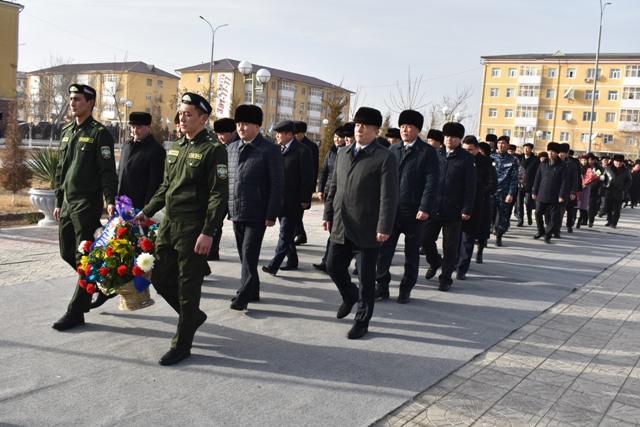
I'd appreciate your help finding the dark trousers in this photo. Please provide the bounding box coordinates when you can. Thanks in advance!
[320,238,331,266]
[517,190,533,225]
[208,226,223,258]
[588,191,601,225]
[552,201,568,234]
[565,199,577,229]
[295,213,307,240]
[59,196,103,314]
[327,238,379,326]
[423,218,462,283]
[605,196,623,226]
[456,229,476,275]
[376,219,425,293]
[535,201,561,236]
[267,209,302,270]
[152,219,207,351]
[233,221,267,298]
[491,193,512,235]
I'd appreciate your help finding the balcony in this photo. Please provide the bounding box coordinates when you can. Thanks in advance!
[514,117,538,127]
[620,99,640,109]
[308,125,320,134]
[516,96,539,106]
[518,75,542,85]
[618,121,640,132]
[307,110,321,119]
[308,95,322,104]
[277,106,293,115]
[513,136,535,146]
[278,89,296,98]
[623,77,640,86]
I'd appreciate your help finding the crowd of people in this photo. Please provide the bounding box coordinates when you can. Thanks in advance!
[49,82,640,365]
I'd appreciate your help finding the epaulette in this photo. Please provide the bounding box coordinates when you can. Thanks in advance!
[61,121,74,131]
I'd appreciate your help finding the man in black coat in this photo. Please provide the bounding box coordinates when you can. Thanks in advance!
[323,107,399,339]
[422,122,476,291]
[557,143,580,235]
[603,154,632,228]
[456,136,497,279]
[516,142,539,227]
[532,142,568,243]
[263,120,314,274]
[117,112,166,210]
[375,110,439,303]
[227,105,284,310]
[293,121,319,246]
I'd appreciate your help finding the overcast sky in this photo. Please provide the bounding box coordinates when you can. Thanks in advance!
[17,0,640,132]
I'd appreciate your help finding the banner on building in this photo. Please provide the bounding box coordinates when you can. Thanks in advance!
[215,72,233,118]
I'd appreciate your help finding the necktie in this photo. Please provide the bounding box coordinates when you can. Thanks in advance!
[353,147,359,158]
[281,145,286,154]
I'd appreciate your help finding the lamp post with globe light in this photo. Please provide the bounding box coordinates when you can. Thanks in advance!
[119,97,133,146]
[238,61,271,106]
[199,16,228,104]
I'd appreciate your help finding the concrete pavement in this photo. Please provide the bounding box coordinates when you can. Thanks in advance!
[1,204,639,426]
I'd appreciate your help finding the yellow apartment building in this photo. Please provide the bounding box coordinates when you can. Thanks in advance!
[26,61,179,131]
[176,58,351,141]
[479,52,640,157]
[0,0,23,135]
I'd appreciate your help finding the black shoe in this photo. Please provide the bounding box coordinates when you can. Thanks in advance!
[425,261,442,280]
[294,235,307,246]
[528,218,533,226]
[612,224,617,229]
[544,236,552,244]
[495,234,503,247]
[588,222,593,228]
[207,252,220,261]
[604,222,611,227]
[279,264,298,271]
[230,294,260,303]
[90,291,116,309]
[336,301,356,319]
[352,267,359,276]
[533,232,543,239]
[52,311,85,331]
[567,227,573,233]
[204,264,212,276]
[517,222,523,227]
[397,292,411,304]
[262,265,277,276]
[375,286,390,300]
[575,222,581,229]
[230,293,250,311]
[456,272,466,280]
[419,247,426,255]
[159,348,191,366]
[475,247,483,264]
[312,263,327,273]
[347,324,368,339]
[553,232,561,239]
[438,281,452,292]
[196,311,207,330]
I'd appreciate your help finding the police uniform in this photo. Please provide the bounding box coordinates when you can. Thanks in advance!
[142,100,229,354]
[55,85,118,317]
[490,148,519,241]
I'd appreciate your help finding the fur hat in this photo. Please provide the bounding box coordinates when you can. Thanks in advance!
[353,107,383,127]
[398,110,424,130]
[613,154,625,162]
[485,134,498,143]
[129,112,152,126]
[558,143,570,153]
[546,142,560,153]
[234,104,263,126]
[442,122,465,139]
[294,121,307,133]
[213,118,236,133]
[426,129,444,143]
[343,122,355,137]
[385,127,401,139]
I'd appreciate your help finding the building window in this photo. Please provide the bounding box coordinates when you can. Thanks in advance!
[299,102,305,111]
[620,109,640,122]
[545,89,556,99]
[541,131,551,140]
[146,93,152,101]
[504,109,514,118]
[608,91,618,101]
[502,129,511,137]
[146,78,152,86]
[544,110,553,120]
[270,98,276,106]
[584,90,600,101]
[605,112,616,122]
[582,111,597,122]
[103,104,115,113]
[197,75,203,83]
[547,68,558,78]
[625,65,640,77]
[519,65,540,76]
[623,87,640,100]
[566,68,576,78]
[562,111,572,121]
[486,128,496,135]
[488,108,497,118]
[145,108,151,113]
[271,82,276,90]
[489,88,499,97]
[310,87,324,98]
[518,85,539,97]
[586,68,602,79]
[625,136,638,146]
[157,80,163,88]
[508,68,517,78]
[492,68,501,77]
[580,133,590,143]
[610,68,621,79]
[308,102,323,112]
[281,81,297,93]
[301,88,306,95]
[505,88,514,98]
[559,132,570,142]
[327,92,333,100]
[516,106,537,118]
[602,134,614,144]
[277,98,294,108]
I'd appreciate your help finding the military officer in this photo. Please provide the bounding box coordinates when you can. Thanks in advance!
[51,84,119,332]
[134,93,229,366]
[489,135,519,246]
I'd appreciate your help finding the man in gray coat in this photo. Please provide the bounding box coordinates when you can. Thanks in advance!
[322,107,399,339]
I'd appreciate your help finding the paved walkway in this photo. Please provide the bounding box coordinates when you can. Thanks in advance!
[1,205,639,426]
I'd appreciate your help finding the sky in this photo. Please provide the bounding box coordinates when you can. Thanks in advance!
[15,0,640,133]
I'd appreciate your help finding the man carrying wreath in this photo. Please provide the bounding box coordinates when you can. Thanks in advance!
[134,93,229,366]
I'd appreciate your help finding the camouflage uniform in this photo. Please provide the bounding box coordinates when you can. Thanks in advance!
[490,151,519,235]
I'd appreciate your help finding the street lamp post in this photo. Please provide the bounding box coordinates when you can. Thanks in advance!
[119,97,133,146]
[199,16,228,105]
[238,61,271,106]
[587,0,611,153]
[535,130,544,150]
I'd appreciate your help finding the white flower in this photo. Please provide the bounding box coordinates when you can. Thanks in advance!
[136,253,155,273]
[78,240,89,254]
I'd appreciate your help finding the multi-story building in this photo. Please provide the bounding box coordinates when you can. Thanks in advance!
[479,52,640,157]
[0,0,23,135]
[176,58,351,141]
[26,61,179,134]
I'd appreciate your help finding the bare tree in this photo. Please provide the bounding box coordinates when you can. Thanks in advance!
[385,67,430,114]
[348,85,365,120]
[319,94,349,168]
[0,102,32,204]
[380,112,391,138]
[29,54,76,128]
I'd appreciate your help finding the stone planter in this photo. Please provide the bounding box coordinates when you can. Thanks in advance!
[29,188,57,226]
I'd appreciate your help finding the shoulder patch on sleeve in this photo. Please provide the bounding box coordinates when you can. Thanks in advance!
[216,164,228,179]
[101,146,112,159]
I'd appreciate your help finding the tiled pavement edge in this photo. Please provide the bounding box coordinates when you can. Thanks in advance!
[374,234,640,426]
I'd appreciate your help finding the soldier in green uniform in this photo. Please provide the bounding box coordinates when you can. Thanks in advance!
[134,93,229,366]
[51,84,119,331]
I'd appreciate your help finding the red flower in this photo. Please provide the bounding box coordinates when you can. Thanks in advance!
[78,279,87,289]
[105,247,113,257]
[117,265,128,276]
[99,267,110,277]
[132,265,144,276]
[140,238,154,252]
[84,264,92,276]
[145,220,155,228]
[86,283,96,294]
[83,240,93,253]
[77,265,83,275]
[116,227,128,238]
